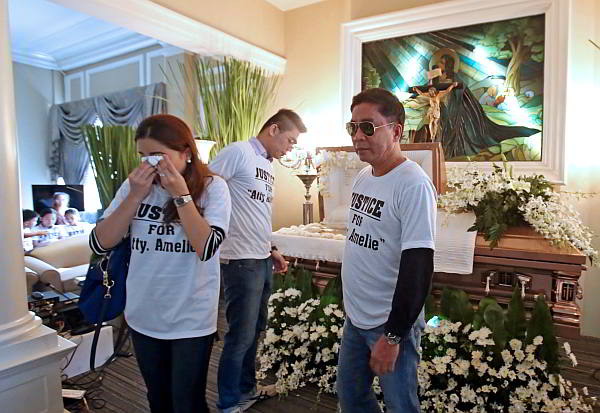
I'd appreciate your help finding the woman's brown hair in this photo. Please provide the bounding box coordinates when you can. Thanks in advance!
[135,114,214,223]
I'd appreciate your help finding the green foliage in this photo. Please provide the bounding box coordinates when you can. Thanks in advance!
[449,139,541,162]
[83,125,139,209]
[424,294,437,322]
[527,295,560,373]
[434,287,559,369]
[482,301,508,352]
[480,15,545,61]
[164,56,280,155]
[466,164,553,247]
[505,287,527,341]
[472,296,496,330]
[363,62,381,89]
[295,267,317,303]
[274,266,342,306]
[320,273,343,308]
[440,288,474,325]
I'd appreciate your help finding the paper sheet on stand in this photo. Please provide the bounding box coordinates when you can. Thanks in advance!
[434,211,477,274]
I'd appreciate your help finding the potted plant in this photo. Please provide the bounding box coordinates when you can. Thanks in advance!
[82,124,139,210]
[165,56,280,158]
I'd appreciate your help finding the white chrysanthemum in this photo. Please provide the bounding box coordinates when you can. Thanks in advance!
[509,339,523,351]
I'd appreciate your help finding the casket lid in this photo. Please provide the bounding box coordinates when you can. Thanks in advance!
[475,226,587,267]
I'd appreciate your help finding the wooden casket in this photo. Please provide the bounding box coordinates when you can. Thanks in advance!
[435,227,586,339]
[273,144,586,338]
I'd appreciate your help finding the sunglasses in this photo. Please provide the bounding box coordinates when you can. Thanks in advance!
[346,121,395,137]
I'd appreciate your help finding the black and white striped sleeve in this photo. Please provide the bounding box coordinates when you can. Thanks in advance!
[89,227,111,256]
[200,226,226,261]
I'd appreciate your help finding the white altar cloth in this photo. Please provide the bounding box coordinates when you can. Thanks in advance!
[272,211,477,274]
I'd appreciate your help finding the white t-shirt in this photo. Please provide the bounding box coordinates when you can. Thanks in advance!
[209,141,273,259]
[102,176,231,339]
[23,228,34,252]
[64,222,93,237]
[32,224,67,244]
[341,159,437,330]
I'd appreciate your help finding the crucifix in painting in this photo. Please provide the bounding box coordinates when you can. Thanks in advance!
[410,71,460,142]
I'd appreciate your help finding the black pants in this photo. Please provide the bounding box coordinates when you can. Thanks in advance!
[130,329,215,413]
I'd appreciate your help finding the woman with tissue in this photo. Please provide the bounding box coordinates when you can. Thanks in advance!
[91,114,231,413]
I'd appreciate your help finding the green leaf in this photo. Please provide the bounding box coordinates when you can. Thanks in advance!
[505,286,527,341]
[478,296,497,315]
[83,125,138,209]
[321,275,342,305]
[162,56,280,153]
[440,288,474,324]
[483,302,508,352]
[296,267,315,302]
[424,294,437,321]
[526,295,559,373]
[499,139,520,154]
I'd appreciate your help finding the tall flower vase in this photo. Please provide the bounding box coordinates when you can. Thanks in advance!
[195,138,216,163]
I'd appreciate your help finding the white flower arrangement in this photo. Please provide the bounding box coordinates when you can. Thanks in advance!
[257,288,345,396]
[257,287,597,412]
[316,150,365,197]
[438,164,598,265]
[419,319,596,412]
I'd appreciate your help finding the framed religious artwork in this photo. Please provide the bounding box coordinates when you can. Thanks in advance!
[341,0,570,183]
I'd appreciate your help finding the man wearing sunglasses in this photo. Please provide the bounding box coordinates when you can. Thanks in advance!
[337,88,437,413]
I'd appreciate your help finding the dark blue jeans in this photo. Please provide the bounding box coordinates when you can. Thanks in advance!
[130,329,215,413]
[336,313,425,413]
[217,258,273,410]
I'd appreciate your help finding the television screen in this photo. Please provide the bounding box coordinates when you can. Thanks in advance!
[32,184,85,214]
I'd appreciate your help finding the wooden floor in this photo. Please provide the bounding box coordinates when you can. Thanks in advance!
[66,305,600,413]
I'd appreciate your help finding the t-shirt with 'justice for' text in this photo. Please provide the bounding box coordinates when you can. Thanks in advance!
[209,140,274,260]
[341,159,437,330]
[102,176,231,340]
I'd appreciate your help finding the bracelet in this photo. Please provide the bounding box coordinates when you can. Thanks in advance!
[271,245,278,252]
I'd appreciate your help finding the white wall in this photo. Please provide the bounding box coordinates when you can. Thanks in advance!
[565,0,600,338]
[12,62,56,209]
[64,45,165,101]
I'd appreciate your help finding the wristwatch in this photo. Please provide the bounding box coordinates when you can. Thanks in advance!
[384,332,403,345]
[173,194,193,208]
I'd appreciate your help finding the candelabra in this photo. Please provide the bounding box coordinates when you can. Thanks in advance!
[279,148,320,224]
[296,173,317,224]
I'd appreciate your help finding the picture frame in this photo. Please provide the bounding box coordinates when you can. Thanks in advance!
[341,0,570,183]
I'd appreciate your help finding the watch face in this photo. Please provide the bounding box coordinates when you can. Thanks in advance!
[174,195,192,207]
[385,333,402,345]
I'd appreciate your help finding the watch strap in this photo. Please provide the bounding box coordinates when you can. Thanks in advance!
[173,194,193,207]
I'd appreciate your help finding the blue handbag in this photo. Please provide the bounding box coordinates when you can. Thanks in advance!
[78,234,131,372]
[79,235,131,324]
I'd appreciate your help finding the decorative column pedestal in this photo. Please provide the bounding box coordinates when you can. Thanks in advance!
[0,1,76,411]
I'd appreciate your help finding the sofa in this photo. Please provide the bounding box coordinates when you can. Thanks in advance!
[24,234,92,293]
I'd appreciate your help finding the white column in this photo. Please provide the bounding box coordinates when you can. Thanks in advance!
[0,1,75,412]
[0,0,33,334]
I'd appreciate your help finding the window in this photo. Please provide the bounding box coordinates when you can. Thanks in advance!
[84,116,104,212]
